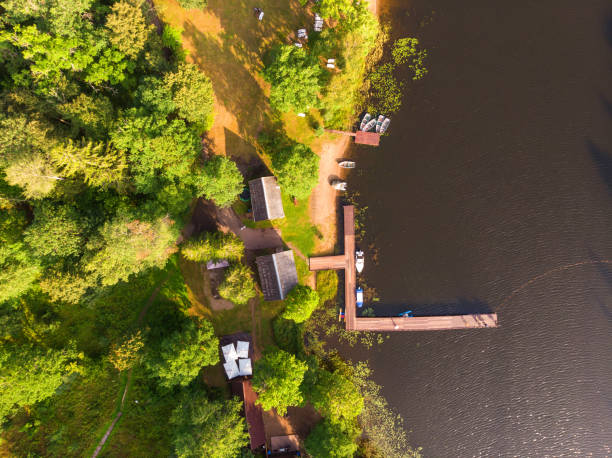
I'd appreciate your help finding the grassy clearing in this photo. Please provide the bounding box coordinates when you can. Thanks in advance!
[273,192,320,257]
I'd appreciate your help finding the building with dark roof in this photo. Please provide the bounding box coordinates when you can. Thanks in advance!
[255,250,298,301]
[248,176,285,221]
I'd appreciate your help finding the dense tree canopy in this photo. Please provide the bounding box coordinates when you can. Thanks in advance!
[271,143,319,199]
[170,388,248,458]
[282,285,319,323]
[218,263,257,305]
[0,343,82,420]
[252,349,308,415]
[165,62,215,128]
[306,369,364,421]
[263,45,323,113]
[145,319,219,388]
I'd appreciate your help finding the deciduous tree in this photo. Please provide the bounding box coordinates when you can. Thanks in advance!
[252,349,308,415]
[164,62,215,127]
[145,319,219,388]
[218,264,256,305]
[263,45,322,113]
[192,156,243,207]
[306,369,363,421]
[304,419,360,458]
[271,143,319,199]
[84,211,177,287]
[282,285,319,323]
[170,389,248,458]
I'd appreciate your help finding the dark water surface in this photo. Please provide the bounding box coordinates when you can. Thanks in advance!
[346,1,612,456]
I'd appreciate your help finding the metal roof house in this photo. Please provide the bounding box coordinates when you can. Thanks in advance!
[248,176,285,221]
[255,250,298,301]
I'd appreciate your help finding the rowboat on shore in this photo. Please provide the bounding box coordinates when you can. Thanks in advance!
[360,113,371,131]
[380,117,391,134]
[363,118,376,132]
[339,160,355,169]
[375,115,384,133]
[331,180,347,191]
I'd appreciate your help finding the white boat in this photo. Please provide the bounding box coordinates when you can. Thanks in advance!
[363,118,376,132]
[355,250,364,273]
[360,113,371,131]
[375,115,384,133]
[356,287,364,308]
[380,117,391,134]
[338,160,355,169]
[331,180,347,191]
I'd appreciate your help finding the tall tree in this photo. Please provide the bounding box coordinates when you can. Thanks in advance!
[252,349,308,415]
[164,62,215,128]
[170,389,248,458]
[49,139,126,187]
[263,45,322,113]
[4,153,63,199]
[281,285,319,323]
[84,210,178,287]
[106,0,152,59]
[145,319,219,388]
[271,143,319,199]
[58,93,114,139]
[192,156,243,207]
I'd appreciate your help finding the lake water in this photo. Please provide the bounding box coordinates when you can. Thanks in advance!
[346,0,612,456]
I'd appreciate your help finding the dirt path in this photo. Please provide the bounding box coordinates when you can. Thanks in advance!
[309,136,350,253]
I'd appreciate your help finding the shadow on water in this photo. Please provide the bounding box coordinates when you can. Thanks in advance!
[587,139,612,196]
[361,298,493,317]
[588,251,612,323]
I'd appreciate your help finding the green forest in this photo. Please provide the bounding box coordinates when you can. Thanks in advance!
[0,0,423,456]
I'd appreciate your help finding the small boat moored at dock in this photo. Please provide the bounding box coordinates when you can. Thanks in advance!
[380,117,391,134]
[339,160,355,169]
[331,180,347,191]
[399,310,414,317]
[356,287,364,308]
[359,113,371,131]
[363,118,376,132]
[375,115,384,133]
[355,250,364,273]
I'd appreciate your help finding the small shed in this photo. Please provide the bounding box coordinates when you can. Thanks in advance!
[256,250,298,301]
[248,177,285,221]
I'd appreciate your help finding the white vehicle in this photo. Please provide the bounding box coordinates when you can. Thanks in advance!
[355,250,364,273]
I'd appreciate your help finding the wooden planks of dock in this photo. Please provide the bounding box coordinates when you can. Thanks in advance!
[308,205,498,332]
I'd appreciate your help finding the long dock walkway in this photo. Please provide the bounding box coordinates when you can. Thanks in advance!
[309,205,498,332]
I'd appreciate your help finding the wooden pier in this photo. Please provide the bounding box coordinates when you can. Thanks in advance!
[309,205,498,332]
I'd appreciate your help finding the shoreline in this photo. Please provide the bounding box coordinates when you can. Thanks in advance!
[308,0,378,254]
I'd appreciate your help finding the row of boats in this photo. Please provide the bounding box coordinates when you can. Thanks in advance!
[360,113,391,134]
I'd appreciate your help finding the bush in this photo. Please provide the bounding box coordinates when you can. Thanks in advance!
[178,0,207,10]
[316,270,338,304]
[305,419,360,458]
[272,317,304,356]
[218,264,257,305]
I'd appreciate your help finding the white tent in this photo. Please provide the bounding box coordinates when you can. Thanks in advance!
[224,360,240,379]
[238,358,252,376]
[222,343,238,362]
[236,340,249,359]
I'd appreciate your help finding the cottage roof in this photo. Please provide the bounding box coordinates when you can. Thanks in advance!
[238,358,252,376]
[222,343,238,362]
[256,250,298,301]
[224,360,240,379]
[236,340,249,359]
[248,177,285,221]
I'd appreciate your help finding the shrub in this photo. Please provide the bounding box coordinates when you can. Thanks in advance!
[181,231,244,263]
[218,264,257,305]
[282,285,320,323]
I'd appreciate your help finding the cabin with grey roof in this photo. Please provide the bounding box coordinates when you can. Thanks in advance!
[248,177,285,221]
[255,250,298,301]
